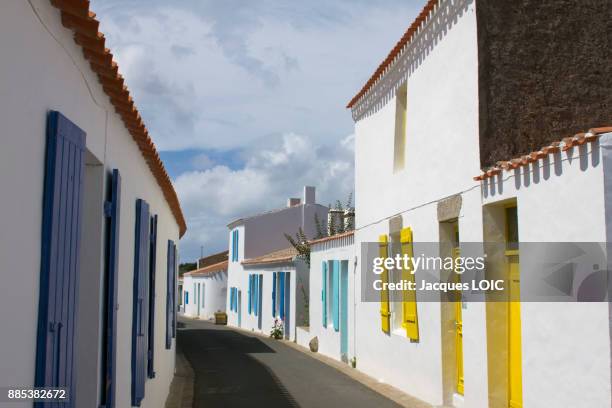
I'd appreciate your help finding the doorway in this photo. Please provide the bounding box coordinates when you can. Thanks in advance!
[340,261,349,362]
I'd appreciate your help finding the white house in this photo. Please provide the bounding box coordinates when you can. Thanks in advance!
[225,186,328,332]
[0,2,185,407]
[346,1,611,407]
[239,248,309,340]
[300,232,356,363]
[182,251,228,320]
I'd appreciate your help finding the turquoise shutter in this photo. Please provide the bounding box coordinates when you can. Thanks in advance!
[322,262,328,327]
[248,276,252,314]
[254,275,259,317]
[332,260,340,332]
[272,272,277,317]
[165,241,176,349]
[236,230,239,260]
[279,272,286,320]
[101,169,121,408]
[132,199,150,406]
[35,111,85,408]
[147,214,157,379]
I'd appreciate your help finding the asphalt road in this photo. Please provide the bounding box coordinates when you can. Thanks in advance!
[177,318,402,408]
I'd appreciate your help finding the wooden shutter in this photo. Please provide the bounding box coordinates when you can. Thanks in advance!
[279,272,286,320]
[171,244,177,339]
[101,169,121,408]
[166,240,176,349]
[132,199,150,406]
[332,260,340,332]
[401,227,419,340]
[322,262,327,327]
[35,111,85,408]
[272,272,277,317]
[248,275,252,314]
[379,234,391,333]
[147,215,158,378]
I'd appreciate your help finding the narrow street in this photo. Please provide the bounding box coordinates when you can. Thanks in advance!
[177,318,402,408]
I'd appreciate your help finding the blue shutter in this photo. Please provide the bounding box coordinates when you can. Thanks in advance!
[171,244,177,339]
[258,274,263,317]
[279,272,286,320]
[254,275,259,317]
[322,262,327,327]
[35,111,85,408]
[132,199,150,406]
[101,169,121,408]
[332,260,340,332]
[248,276,252,314]
[185,291,189,305]
[147,215,157,379]
[166,240,176,349]
[272,272,277,317]
[235,230,239,261]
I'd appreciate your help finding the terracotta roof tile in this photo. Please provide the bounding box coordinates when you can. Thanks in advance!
[308,230,354,246]
[184,260,228,277]
[346,0,439,109]
[49,0,186,236]
[242,247,298,266]
[473,127,611,181]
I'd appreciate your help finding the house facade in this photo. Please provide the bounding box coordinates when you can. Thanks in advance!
[240,248,309,340]
[344,1,611,408]
[182,252,228,320]
[302,232,356,363]
[225,186,328,332]
[0,2,185,407]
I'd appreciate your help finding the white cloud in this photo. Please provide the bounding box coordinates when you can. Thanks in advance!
[175,132,354,259]
[190,153,215,170]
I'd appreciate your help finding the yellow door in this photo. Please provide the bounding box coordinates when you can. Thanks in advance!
[508,254,522,408]
[453,246,464,395]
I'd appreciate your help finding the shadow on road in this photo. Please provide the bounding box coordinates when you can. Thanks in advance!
[178,326,299,408]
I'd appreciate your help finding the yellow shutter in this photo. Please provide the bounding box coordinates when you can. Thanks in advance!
[400,227,419,340]
[378,234,390,333]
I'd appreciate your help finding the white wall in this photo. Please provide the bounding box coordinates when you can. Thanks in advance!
[0,2,180,407]
[309,236,356,362]
[481,138,611,408]
[236,262,307,341]
[353,1,479,405]
[182,271,227,320]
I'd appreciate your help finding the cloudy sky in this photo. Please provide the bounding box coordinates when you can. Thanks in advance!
[90,0,423,261]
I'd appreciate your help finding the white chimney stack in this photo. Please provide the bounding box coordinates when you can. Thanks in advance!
[287,198,301,207]
[304,186,315,205]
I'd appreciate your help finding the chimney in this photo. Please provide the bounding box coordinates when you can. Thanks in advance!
[304,186,315,205]
[287,198,301,207]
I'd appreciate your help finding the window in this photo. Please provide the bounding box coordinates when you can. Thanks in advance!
[132,199,151,406]
[393,83,407,172]
[147,214,158,379]
[272,272,287,319]
[231,229,240,261]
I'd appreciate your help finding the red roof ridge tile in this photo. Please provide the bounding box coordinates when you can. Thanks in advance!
[346,0,439,109]
[473,127,611,181]
[50,0,187,236]
[309,230,355,246]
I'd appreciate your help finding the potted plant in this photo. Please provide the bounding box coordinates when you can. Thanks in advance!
[270,318,284,339]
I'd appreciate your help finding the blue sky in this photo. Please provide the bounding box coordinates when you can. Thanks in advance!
[90,0,423,261]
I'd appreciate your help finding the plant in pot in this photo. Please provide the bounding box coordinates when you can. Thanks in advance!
[270,318,284,339]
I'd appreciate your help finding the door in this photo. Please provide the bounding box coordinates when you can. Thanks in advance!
[506,205,522,408]
[197,283,201,317]
[237,290,242,327]
[102,169,121,408]
[453,246,464,396]
[508,255,522,408]
[284,272,291,339]
[35,111,86,408]
[340,261,349,362]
